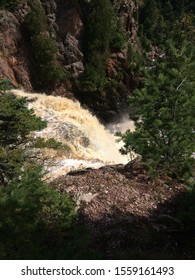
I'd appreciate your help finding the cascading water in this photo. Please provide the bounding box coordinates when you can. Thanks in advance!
[11,90,135,180]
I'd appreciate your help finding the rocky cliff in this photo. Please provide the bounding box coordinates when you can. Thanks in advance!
[0,0,139,121]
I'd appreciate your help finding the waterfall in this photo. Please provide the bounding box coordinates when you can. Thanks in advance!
[11,90,134,180]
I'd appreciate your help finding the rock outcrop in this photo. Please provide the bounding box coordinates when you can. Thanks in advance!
[113,0,139,44]
[0,0,139,121]
[43,0,85,78]
[0,9,32,89]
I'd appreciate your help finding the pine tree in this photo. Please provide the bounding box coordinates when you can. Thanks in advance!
[23,0,65,89]
[0,85,89,259]
[139,0,160,42]
[0,92,47,184]
[119,40,195,179]
[79,0,114,91]
[0,163,79,259]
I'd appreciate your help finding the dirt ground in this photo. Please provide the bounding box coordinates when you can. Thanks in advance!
[50,160,194,259]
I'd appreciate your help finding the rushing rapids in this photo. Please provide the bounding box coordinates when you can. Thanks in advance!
[11,90,135,180]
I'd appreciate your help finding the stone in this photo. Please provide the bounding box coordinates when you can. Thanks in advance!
[0,10,32,89]
[79,192,98,204]
[65,61,84,77]
[0,0,139,108]
[64,33,83,65]
[0,56,18,87]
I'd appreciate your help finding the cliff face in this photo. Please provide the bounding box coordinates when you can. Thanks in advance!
[0,0,139,120]
[41,0,84,78]
[0,0,85,89]
[113,0,138,43]
[0,9,32,89]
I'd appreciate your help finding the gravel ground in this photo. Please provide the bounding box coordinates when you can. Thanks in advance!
[50,160,188,258]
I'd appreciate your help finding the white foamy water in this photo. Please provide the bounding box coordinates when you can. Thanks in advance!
[11,89,134,180]
[46,159,104,180]
[106,113,135,133]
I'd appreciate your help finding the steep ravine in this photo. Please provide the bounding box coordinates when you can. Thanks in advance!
[0,0,139,122]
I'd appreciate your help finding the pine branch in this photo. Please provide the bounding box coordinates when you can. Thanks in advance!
[176,77,186,91]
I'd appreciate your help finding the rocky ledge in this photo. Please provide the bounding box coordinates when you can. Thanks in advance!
[50,160,190,259]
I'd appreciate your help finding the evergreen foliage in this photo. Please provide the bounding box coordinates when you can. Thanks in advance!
[0,92,47,184]
[139,0,160,42]
[79,0,113,91]
[0,165,76,259]
[138,0,195,47]
[127,43,145,76]
[0,83,92,259]
[119,40,195,179]
[0,79,12,92]
[0,0,24,11]
[23,0,65,89]
[110,18,126,52]
[173,14,195,45]
[78,0,126,92]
